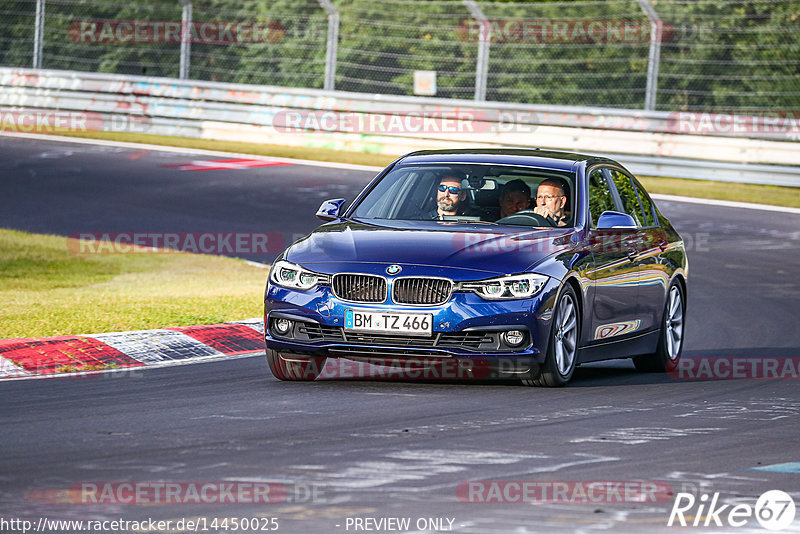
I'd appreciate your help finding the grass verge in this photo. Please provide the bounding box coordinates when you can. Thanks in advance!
[44,130,800,209]
[52,130,396,167]
[0,228,266,339]
[637,177,799,208]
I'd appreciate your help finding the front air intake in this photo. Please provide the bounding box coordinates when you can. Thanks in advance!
[392,277,453,305]
[332,273,387,303]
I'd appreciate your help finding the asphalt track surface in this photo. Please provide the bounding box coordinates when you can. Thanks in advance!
[1,136,799,533]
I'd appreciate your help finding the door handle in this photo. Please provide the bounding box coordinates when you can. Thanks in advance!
[658,240,668,252]
[627,249,637,261]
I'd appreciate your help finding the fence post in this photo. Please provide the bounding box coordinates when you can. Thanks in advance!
[637,0,662,111]
[33,0,45,68]
[318,0,339,91]
[463,0,489,101]
[179,0,192,79]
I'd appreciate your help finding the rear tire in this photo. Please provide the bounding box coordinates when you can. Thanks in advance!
[266,349,326,381]
[633,281,685,373]
[523,284,580,387]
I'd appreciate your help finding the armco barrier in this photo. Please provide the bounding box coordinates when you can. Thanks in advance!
[1,67,798,186]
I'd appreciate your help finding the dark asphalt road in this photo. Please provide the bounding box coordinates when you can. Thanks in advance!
[0,136,376,262]
[1,135,799,533]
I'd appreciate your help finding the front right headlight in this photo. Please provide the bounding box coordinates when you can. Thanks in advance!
[269,260,326,291]
[460,273,549,300]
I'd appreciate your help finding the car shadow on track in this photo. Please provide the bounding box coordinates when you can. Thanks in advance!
[682,346,800,359]
[548,346,800,388]
[290,346,800,388]
[296,357,665,388]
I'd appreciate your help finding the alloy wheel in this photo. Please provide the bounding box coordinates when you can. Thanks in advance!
[555,293,578,376]
[665,285,684,360]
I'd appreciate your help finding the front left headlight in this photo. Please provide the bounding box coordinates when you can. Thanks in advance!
[460,273,549,300]
[269,260,326,291]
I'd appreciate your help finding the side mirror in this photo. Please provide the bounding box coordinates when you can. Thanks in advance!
[316,198,346,222]
[596,211,637,229]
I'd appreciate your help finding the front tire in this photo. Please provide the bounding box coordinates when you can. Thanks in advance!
[523,284,580,387]
[633,281,685,372]
[266,349,327,381]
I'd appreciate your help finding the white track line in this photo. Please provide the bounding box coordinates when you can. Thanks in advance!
[650,193,800,215]
[3,131,798,214]
[0,131,384,172]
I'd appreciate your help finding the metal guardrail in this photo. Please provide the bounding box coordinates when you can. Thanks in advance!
[1,68,798,187]
[600,154,800,189]
[3,67,798,141]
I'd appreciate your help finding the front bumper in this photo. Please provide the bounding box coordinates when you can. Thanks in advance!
[264,277,561,366]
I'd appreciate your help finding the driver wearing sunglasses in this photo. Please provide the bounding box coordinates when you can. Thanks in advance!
[426,174,467,220]
[432,175,467,220]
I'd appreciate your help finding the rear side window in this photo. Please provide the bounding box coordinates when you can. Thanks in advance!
[631,177,657,227]
[588,168,616,228]
[607,169,644,227]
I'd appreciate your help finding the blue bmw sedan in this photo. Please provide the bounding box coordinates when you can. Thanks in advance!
[264,149,687,386]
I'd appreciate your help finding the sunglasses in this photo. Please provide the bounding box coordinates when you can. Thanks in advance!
[438,185,461,194]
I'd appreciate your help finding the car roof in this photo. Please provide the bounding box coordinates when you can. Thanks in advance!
[396,148,617,172]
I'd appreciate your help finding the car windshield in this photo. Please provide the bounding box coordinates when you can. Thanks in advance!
[350,163,577,227]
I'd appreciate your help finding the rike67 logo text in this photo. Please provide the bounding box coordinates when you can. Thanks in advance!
[668,490,795,531]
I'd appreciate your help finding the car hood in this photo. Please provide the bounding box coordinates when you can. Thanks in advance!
[284,219,575,277]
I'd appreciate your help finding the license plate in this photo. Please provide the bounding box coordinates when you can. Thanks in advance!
[344,310,432,336]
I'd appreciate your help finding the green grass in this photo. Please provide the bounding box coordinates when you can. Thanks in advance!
[637,177,800,208]
[48,130,800,208]
[0,228,267,339]
[55,130,396,167]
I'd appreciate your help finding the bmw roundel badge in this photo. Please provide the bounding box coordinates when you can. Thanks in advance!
[386,264,402,275]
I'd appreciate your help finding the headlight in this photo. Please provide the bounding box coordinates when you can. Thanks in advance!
[461,273,548,300]
[269,260,325,291]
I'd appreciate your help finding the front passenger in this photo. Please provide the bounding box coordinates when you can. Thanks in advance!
[498,179,531,219]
